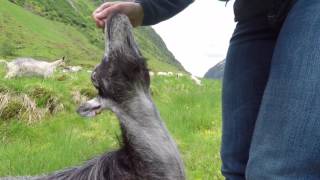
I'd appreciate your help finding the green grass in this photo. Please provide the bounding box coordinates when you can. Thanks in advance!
[0,1,221,178]
[0,0,102,66]
[0,65,223,179]
[0,0,186,72]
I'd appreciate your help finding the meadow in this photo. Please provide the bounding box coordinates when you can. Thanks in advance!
[0,66,223,179]
[0,0,224,179]
[0,0,185,73]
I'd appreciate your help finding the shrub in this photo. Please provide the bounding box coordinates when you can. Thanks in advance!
[72,90,87,105]
[56,74,68,81]
[0,39,17,58]
[0,85,9,93]
[0,93,45,123]
[1,97,24,120]
[27,86,64,114]
[80,87,96,99]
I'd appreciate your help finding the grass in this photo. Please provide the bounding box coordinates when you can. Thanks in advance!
[0,1,222,178]
[0,65,223,179]
[0,0,102,66]
[0,0,186,72]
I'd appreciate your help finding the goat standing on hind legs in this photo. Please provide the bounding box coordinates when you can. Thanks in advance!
[1,14,185,180]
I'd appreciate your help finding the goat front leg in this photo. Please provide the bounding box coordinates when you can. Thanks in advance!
[5,72,16,79]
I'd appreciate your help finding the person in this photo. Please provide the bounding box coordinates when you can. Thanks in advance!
[92,0,320,179]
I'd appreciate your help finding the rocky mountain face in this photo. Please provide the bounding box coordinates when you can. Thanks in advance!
[204,59,225,80]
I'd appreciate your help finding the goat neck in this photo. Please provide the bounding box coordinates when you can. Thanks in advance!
[50,58,64,67]
[78,13,186,179]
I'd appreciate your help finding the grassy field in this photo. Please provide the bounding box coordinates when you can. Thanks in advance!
[0,0,186,73]
[0,65,223,179]
[0,1,223,178]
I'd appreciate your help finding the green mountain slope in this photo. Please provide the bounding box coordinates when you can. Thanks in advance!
[0,0,186,72]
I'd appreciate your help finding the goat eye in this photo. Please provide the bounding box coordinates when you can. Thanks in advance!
[91,72,98,81]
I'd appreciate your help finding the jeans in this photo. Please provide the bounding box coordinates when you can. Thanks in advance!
[221,0,320,179]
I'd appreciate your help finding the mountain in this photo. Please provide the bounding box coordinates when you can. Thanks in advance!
[0,0,186,72]
[204,59,225,79]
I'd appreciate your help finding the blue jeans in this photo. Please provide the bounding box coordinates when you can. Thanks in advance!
[221,0,320,179]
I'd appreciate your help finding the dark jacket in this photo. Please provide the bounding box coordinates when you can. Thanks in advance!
[135,0,294,26]
[135,0,194,25]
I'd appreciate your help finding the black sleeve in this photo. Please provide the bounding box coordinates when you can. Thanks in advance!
[135,0,194,26]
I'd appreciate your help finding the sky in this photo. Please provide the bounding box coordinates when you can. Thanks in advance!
[153,0,236,77]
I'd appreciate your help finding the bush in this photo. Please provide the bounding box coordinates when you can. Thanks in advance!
[1,98,24,120]
[71,88,96,105]
[0,85,9,93]
[80,87,96,99]
[56,74,68,81]
[27,86,64,114]
[0,93,45,123]
[0,39,17,58]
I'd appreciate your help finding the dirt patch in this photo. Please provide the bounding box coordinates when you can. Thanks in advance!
[56,74,68,81]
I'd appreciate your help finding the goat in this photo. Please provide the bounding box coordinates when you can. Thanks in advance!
[0,57,65,78]
[62,66,82,73]
[156,72,170,76]
[149,71,155,77]
[190,75,202,86]
[176,73,184,78]
[1,14,185,180]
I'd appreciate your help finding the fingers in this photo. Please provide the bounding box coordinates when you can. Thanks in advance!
[95,5,119,20]
[95,20,105,28]
[94,8,116,28]
[92,2,120,28]
[92,2,144,28]
[93,13,105,28]
[93,2,115,15]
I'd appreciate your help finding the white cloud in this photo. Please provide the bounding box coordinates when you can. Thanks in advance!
[153,0,236,77]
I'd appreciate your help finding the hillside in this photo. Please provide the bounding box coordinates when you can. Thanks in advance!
[0,0,186,72]
[204,59,225,80]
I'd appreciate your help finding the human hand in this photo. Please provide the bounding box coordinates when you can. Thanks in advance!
[92,1,144,28]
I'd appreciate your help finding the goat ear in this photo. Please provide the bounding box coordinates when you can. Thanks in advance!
[104,20,109,57]
[102,56,108,63]
[104,14,142,57]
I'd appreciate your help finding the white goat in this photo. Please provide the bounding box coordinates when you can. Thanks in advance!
[149,71,155,76]
[157,71,169,76]
[157,71,176,76]
[176,73,184,78]
[63,66,82,73]
[0,57,65,78]
[191,75,202,86]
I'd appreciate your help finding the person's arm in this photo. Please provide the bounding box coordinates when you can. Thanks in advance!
[135,0,194,26]
[92,0,194,28]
